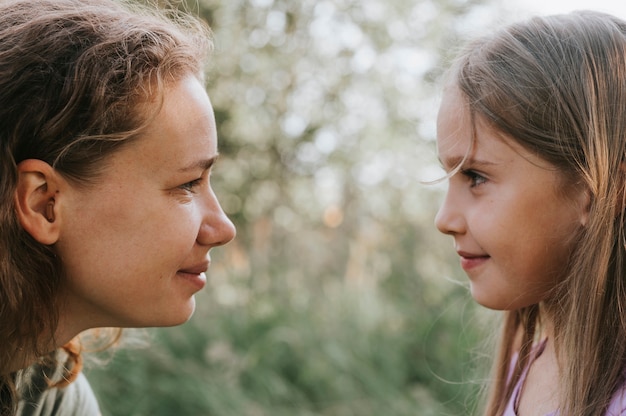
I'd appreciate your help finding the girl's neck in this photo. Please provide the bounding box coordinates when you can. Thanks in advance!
[517,334,561,415]
[536,301,556,339]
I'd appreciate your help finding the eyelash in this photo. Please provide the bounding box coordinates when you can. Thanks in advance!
[179,177,204,193]
[461,169,487,187]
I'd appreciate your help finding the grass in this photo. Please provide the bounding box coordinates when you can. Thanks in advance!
[86,274,488,416]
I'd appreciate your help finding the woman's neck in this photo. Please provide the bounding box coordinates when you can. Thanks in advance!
[4,324,78,375]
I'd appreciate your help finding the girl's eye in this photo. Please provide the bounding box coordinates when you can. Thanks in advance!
[178,178,203,193]
[461,169,487,188]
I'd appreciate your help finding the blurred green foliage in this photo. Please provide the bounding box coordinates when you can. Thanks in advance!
[86,0,507,414]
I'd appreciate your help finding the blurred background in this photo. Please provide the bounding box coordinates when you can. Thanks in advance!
[85,0,626,414]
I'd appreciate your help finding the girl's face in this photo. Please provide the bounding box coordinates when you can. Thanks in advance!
[435,87,588,310]
[55,75,236,331]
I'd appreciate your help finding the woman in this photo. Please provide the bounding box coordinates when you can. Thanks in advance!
[0,0,236,414]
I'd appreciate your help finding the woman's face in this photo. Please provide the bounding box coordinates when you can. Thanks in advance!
[434,87,587,310]
[55,75,236,331]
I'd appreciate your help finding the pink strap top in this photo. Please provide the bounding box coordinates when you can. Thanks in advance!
[502,339,626,415]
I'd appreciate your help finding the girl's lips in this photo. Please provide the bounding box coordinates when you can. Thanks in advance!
[457,252,490,270]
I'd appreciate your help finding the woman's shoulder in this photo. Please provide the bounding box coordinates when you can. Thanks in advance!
[16,353,100,416]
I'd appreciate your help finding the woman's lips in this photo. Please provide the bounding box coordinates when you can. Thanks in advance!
[179,261,210,275]
[176,270,207,290]
[177,262,209,290]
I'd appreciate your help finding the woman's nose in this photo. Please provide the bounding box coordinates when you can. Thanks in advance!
[197,189,236,247]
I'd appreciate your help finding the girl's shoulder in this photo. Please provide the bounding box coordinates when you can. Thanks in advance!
[607,377,626,416]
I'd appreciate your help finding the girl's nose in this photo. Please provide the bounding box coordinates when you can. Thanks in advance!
[434,191,465,236]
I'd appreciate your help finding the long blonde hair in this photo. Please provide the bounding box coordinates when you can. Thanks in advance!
[451,11,626,415]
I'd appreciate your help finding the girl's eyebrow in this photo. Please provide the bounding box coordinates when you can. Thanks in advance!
[438,155,497,170]
[178,155,219,172]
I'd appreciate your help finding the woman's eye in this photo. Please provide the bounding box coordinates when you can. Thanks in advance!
[461,169,487,187]
[179,178,203,193]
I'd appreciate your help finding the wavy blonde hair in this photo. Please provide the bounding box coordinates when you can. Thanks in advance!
[450,11,626,415]
[0,0,211,414]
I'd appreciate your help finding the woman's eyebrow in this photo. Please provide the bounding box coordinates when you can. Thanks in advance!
[177,155,219,172]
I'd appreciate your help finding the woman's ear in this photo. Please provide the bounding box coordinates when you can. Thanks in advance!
[14,159,63,245]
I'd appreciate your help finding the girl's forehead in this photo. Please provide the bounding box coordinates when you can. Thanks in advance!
[436,87,472,161]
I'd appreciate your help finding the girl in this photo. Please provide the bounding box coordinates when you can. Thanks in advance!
[0,0,236,414]
[435,11,626,416]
